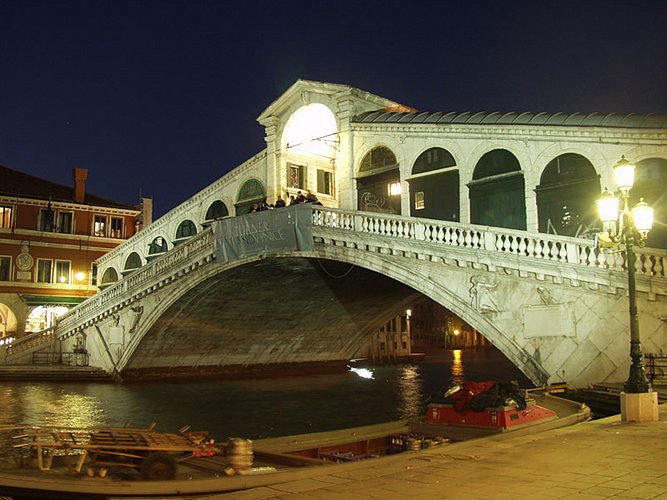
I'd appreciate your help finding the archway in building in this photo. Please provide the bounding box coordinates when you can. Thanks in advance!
[282,103,338,202]
[147,236,168,261]
[123,252,142,276]
[536,153,601,238]
[357,146,401,215]
[0,303,17,339]
[100,267,119,287]
[25,305,69,333]
[634,157,667,249]
[175,220,197,243]
[409,147,459,221]
[204,200,229,224]
[469,149,526,230]
[235,179,266,215]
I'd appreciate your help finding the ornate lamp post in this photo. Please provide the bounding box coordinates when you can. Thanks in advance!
[597,156,658,421]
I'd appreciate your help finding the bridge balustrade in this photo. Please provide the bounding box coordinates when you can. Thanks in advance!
[311,207,666,278]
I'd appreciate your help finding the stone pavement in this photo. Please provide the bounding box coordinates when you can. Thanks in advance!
[206,404,667,500]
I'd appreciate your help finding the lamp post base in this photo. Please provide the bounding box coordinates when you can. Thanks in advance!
[620,392,659,422]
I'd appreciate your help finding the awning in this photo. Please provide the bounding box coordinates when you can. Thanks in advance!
[23,296,86,306]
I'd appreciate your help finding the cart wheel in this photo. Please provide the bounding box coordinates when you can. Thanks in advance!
[140,452,178,480]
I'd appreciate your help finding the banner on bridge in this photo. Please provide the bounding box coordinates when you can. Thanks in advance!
[212,205,313,263]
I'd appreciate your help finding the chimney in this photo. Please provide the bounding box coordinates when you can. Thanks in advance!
[72,168,88,203]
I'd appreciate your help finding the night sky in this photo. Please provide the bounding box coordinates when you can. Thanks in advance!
[1,0,666,217]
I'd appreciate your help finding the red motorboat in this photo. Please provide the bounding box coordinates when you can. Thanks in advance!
[425,381,560,431]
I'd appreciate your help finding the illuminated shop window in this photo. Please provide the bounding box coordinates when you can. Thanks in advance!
[415,192,425,210]
[0,206,13,228]
[387,182,402,197]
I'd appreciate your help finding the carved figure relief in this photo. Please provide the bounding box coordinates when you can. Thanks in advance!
[15,243,34,271]
[469,276,499,313]
[537,286,557,305]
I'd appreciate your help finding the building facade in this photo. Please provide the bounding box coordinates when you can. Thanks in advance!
[0,165,151,342]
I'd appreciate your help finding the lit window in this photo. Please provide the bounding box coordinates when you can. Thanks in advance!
[94,215,106,237]
[0,256,10,281]
[55,261,71,284]
[110,217,124,238]
[317,170,333,196]
[36,259,53,283]
[0,206,13,228]
[415,191,425,210]
[288,164,307,189]
[58,212,73,234]
[388,182,402,197]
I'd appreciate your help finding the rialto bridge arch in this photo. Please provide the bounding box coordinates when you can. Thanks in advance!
[4,206,666,388]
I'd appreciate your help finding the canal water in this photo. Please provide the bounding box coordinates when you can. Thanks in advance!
[0,349,531,440]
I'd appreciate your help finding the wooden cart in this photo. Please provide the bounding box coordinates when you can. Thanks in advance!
[12,424,218,480]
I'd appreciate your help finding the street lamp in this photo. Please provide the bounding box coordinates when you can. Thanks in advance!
[596,156,658,420]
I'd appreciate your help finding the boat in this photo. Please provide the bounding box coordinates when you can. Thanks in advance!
[0,383,590,499]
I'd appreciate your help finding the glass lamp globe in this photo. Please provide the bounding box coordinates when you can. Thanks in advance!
[597,189,620,223]
[613,156,636,194]
[632,200,654,235]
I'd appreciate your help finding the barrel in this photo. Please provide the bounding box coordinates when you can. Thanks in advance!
[226,438,254,470]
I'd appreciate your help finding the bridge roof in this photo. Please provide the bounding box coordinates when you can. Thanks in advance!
[353,110,667,129]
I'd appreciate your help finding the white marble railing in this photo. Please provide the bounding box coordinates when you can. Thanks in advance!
[311,207,666,278]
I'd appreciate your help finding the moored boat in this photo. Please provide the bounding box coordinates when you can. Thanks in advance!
[0,384,590,499]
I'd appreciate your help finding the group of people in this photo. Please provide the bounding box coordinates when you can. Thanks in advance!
[249,190,321,213]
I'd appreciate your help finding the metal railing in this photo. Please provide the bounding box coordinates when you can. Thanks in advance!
[32,351,90,366]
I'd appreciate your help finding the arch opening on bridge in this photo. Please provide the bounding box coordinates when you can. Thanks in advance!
[281,103,338,206]
[357,146,401,215]
[409,147,459,222]
[536,153,601,238]
[634,157,667,249]
[469,149,526,230]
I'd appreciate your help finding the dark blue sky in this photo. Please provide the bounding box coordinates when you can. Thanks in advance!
[1,0,666,216]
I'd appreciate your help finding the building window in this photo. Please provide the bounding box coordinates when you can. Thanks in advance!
[58,211,73,234]
[0,206,13,228]
[415,191,425,210]
[55,260,71,284]
[0,256,10,281]
[317,170,333,196]
[110,217,124,238]
[36,259,53,283]
[94,215,107,237]
[39,208,55,232]
[288,164,306,189]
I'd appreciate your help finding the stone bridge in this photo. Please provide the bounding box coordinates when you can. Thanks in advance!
[5,206,666,388]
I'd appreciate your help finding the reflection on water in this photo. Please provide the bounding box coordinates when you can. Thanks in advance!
[396,366,423,419]
[451,349,464,386]
[0,349,531,439]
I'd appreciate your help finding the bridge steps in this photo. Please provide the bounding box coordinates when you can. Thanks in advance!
[0,365,114,382]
